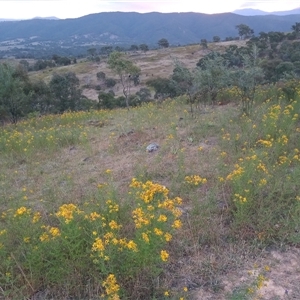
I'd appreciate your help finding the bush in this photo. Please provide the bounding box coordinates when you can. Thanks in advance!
[0,178,183,299]
[105,78,117,88]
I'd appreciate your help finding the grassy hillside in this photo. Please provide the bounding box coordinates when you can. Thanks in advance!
[27,41,246,101]
[0,73,300,300]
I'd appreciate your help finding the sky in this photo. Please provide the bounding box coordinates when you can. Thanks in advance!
[1,0,300,20]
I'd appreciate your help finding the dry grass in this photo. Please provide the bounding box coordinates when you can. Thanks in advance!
[28,42,244,101]
[1,99,299,299]
[2,41,300,299]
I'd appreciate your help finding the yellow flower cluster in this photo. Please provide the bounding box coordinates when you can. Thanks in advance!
[102,274,120,300]
[234,194,247,203]
[40,226,61,242]
[106,200,119,213]
[184,175,207,186]
[256,139,273,148]
[226,164,244,181]
[256,162,268,174]
[86,212,101,221]
[32,212,41,223]
[160,250,169,262]
[92,233,138,257]
[56,203,81,224]
[14,206,31,217]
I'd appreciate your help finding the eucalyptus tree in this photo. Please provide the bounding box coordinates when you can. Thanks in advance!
[107,51,140,108]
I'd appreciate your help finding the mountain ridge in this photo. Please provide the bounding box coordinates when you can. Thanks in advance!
[0,11,299,45]
[233,7,300,16]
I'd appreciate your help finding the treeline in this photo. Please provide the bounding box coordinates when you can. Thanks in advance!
[0,63,95,123]
[0,60,151,124]
[146,24,300,113]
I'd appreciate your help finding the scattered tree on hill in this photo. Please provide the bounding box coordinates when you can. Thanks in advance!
[19,60,30,72]
[100,46,113,56]
[158,38,169,48]
[139,44,149,52]
[96,71,106,81]
[104,78,116,88]
[115,46,125,52]
[33,59,55,71]
[236,24,254,40]
[213,36,221,42]
[87,48,97,57]
[194,53,230,106]
[200,39,208,49]
[52,55,72,66]
[98,91,116,109]
[171,61,195,113]
[107,51,141,108]
[129,45,139,51]
[146,77,179,100]
[135,88,151,103]
[230,47,264,114]
[49,72,82,113]
[29,80,53,114]
[292,22,300,37]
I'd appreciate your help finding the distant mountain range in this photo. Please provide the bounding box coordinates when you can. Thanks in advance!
[233,7,300,16]
[0,16,59,22]
[0,11,299,49]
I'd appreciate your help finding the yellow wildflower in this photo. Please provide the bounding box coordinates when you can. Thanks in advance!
[160,250,169,262]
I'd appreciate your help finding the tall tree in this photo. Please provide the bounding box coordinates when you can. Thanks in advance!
[0,63,28,123]
[139,44,149,52]
[158,38,169,48]
[49,72,82,113]
[107,51,140,108]
[292,22,300,35]
[171,61,195,112]
[194,54,229,106]
[236,24,254,40]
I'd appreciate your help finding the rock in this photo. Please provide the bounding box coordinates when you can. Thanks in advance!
[146,143,159,152]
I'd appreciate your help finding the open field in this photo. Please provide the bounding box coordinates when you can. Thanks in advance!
[1,87,300,299]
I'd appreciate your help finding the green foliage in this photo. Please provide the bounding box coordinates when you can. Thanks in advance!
[200,38,208,49]
[98,91,118,109]
[105,78,117,88]
[1,81,300,299]
[0,177,183,299]
[29,79,53,114]
[135,87,152,103]
[96,71,106,80]
[139,43,149,52]
[171,61,196,112]
[230,49,264,114]
[129,44,139,51]
[235,24,254,39]
[220,92,300,243]
[194,53,230,105]
[213,36,221,42]
[52,54,72,66]
[33,59,55,71]
[49,72,82,113]
[158,38,169,48]
[146,77,179,100]
[0,63,29,123]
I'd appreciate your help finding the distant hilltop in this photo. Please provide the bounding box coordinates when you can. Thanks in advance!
[0,16,60,22]
[233,7,300,16]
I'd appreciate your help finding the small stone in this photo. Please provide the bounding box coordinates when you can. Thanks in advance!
[146,143,159,152]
